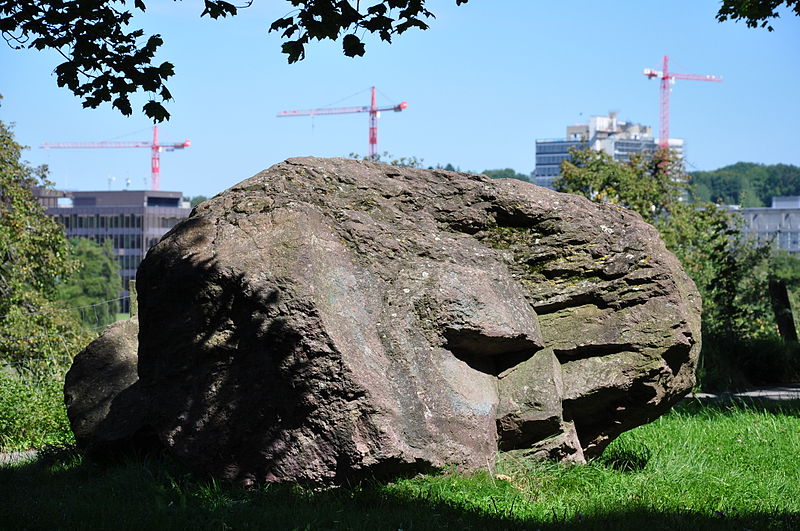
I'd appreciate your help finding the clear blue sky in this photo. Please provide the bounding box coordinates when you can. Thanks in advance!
[1,1,799,197]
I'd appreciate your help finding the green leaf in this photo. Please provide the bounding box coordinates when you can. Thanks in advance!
[395,17,429,34]
[282,40,305,63]
[269,16,295,32]
[158,61,175,78]
[362,14,393,32]
[201,0,237,19]
[337,0,362,25]
[367,4,388,15]
[143,100,170,122]
[112,95,133,115]
[342,33,365,57]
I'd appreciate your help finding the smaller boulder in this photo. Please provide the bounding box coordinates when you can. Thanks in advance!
[63,317,151,452]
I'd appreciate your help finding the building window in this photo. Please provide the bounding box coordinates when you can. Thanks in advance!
[147,196,180,207]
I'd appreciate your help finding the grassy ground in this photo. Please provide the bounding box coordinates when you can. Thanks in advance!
[2,399,799,530]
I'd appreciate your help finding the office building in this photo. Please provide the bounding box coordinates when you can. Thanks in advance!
[734,197,800,254]
[533,112,684,189]
[44,190,191,312]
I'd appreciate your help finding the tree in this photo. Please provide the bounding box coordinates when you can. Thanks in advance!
[349,151,424,168]
[555,146,788,388]
[57,238,121,328]
[426,163,462,171]
[555,147,682,224]
[3,0,793,122]
[690,162,800,207]
[717,0,800,31]
[189,195,209,208]
[0,110,90,374]
[657,203,774,342]
[482,168,530,182]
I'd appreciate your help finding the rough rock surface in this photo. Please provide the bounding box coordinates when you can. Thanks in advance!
[65,157,701,485]
[64,317,140,450]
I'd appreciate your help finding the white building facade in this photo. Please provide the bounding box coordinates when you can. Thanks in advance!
[736,197,800,254]
[533,113,684,189]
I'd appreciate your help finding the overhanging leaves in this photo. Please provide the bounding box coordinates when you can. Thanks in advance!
[201,0,238,19]
[0,0,174,122]
[0,1,471,119]
[716,0,800,31]
[342,33,365,57]
[268,1,456,62]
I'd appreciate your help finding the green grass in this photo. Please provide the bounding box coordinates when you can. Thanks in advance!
[1,399,799,530]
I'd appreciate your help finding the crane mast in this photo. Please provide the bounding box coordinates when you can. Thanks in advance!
[278,86,408,159]
[42,126,191,191]
[643,55,722,147]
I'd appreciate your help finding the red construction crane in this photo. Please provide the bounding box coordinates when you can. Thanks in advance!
[41,125,191,191]
[643,55,722,147]
[277,86,408,159]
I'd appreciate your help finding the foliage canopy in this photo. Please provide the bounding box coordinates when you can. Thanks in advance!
[0,0,468,121]
[555,148,682,224]
[0,112,90,374]
[188,195,209,209]
[2,0,796,121]
[717,0,800,30]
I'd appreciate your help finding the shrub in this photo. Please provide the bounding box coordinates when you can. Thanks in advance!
[699,335,800,392]
[0,370,74,452]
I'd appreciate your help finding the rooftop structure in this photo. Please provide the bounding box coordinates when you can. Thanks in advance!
[532,112,684,189]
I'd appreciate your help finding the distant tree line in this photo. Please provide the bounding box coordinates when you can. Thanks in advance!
[481,169,530,182]
[691,162,800,207]
[349,152,532,181]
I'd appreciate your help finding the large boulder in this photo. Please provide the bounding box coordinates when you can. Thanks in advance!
[65,157,701,485]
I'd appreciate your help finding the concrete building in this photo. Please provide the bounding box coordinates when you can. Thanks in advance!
[533,112,684,189]
[735,196,800,254]
[44,190,191,312]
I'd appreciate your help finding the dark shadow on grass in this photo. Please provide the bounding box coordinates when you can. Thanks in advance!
[595,446,651,472]
[676,396,800,418]
[2,450,799,531]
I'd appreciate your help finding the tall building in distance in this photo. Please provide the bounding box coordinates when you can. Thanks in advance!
[44,190,191,312]
[532,112,684,189]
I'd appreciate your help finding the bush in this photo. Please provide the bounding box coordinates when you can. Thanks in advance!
[699,335,800,392]
[0,370,74,452]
